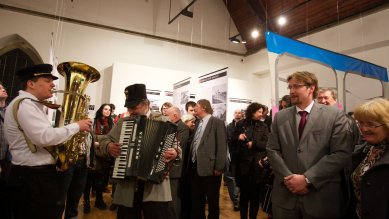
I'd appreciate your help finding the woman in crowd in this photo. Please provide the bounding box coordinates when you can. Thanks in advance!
[350,98,388,219]
[181,114,196,130]
[233,102,269,219]
[161,102,173,116]
[84,103,114,212]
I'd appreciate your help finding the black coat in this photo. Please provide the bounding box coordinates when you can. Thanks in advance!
[232,119,268,182]
[349,143,389,219]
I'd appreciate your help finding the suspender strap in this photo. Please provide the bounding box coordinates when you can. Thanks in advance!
[12,98,38,153]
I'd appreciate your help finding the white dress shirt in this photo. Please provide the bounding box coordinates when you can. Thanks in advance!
[4,90,80,166]
[295,100,315,130]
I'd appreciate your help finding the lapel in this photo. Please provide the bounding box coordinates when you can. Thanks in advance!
[300,103,321,142]
[288,107,299,144]
[199,116,213,145]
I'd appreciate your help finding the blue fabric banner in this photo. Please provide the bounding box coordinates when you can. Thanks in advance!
[266,31,388,82]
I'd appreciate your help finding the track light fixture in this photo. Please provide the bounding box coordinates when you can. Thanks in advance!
[229,34,245,44]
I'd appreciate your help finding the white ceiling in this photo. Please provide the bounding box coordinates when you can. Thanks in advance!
[0,0,247,55]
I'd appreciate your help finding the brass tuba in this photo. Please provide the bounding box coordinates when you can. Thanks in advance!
[52,61,100,171]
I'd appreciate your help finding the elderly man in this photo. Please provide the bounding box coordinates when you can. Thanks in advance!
[317,87,361,146]
[267,71,352,219]
[99,83,178,219]
[317,88,337,106]
[165,106,190,219]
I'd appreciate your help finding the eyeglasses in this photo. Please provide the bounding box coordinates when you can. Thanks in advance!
[356,121,384,129]
[287,84,307,90]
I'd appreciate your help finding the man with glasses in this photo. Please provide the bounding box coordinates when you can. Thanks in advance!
[267,71,352,219]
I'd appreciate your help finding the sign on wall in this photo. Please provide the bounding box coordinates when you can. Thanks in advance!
[197,68,228,121]
[173,77,191,115]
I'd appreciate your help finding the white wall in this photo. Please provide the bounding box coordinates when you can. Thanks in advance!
[1,5,388,118]
[0,8,255,119]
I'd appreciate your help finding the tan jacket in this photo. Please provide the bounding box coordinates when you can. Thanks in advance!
[99,111,173,207]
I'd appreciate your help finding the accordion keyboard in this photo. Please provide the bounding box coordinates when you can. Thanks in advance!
[112,120,135,179]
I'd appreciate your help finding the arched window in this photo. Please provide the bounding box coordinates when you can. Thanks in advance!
[0,34,43,102]
[0,49,34,101]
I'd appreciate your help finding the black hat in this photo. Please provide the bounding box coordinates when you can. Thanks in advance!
[16,64,59,81]
[124,83,147,108]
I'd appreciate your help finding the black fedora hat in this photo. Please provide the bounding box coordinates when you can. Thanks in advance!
[124,83,147,108]
[16,64,59,81]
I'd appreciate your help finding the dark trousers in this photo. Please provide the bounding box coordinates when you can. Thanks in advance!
[83,168,95,205]
[58,158,88,219]
[117,181,144,219]
[272,200,343,219]
[169,178,181,219]
[180,171,192,219]
[0,159,12,219]
[84,168,108,205]
[239,174,262,219]
[190,162,222,219]
[8,164,61,219]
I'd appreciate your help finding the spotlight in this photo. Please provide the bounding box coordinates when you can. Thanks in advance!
[278,16,287,26]
[251,30,259,38]
[229,34,245,44]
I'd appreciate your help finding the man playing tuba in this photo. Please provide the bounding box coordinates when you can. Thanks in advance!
[4,64,92,219]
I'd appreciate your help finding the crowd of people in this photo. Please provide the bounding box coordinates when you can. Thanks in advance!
[0,64,387,219]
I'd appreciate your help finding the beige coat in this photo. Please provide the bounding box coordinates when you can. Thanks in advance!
[99,111,173,207]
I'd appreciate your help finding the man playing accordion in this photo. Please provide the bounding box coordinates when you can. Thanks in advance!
[99,83,179,219]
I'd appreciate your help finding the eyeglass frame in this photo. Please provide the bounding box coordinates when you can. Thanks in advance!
[287,84,308,90]
[356,121,385,129]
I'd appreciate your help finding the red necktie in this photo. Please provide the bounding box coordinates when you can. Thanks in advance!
[298,111,308,139]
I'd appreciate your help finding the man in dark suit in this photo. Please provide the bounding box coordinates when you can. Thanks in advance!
[267,71,352,219]
[189,99,227,219]
[165,106,190,219]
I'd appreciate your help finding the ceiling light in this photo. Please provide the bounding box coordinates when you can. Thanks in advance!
[229,34,246,44]
[278,16,287,26]
[231,38,240,43]
[251,30,259,38]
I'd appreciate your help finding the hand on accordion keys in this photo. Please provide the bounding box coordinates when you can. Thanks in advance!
[108,142,122,158]
[163,148,178,163]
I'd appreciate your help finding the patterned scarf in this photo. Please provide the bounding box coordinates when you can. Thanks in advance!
[94,117,112,135]
[351,141,387,218]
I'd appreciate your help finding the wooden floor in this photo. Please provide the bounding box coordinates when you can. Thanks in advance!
[76,182,268,219]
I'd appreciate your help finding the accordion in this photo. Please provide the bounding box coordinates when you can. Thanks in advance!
[112,115,177,183]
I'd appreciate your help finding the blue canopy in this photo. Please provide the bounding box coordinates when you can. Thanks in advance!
[266,31,388,82]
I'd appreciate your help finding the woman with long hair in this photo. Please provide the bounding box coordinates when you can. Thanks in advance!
[233,102,269,219]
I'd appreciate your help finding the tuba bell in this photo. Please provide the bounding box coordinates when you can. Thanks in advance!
[49,61,100,171]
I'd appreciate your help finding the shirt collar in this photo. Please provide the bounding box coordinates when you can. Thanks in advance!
[19,90,38,100]
[201,114,211,123]
[296,100,314,114]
